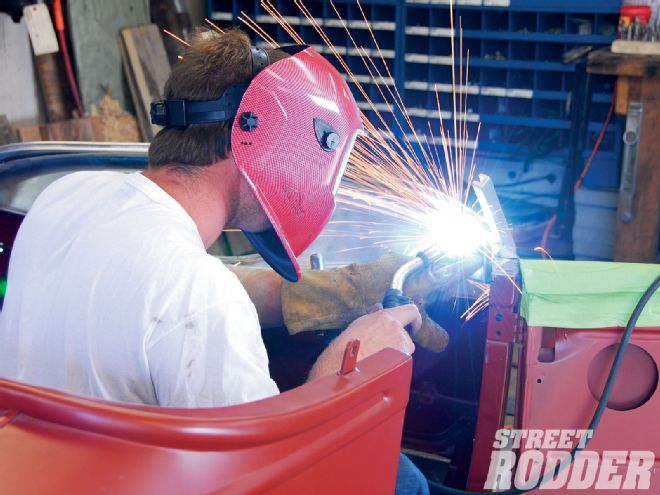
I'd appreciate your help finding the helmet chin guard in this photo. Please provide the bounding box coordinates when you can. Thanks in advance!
[232,46,362,281]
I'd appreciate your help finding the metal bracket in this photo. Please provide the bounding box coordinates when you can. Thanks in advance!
[338,339,360,375]
[620,101,643,224]
[0,410,18,428]
[309,253,324,271]
[472,174,517,259]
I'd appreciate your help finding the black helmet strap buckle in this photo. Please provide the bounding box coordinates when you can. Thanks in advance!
[150,82,250,127]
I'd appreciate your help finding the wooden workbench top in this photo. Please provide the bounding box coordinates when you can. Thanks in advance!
[588,47,660,78]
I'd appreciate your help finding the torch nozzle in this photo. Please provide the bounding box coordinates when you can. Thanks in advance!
[390,244,445,291]
[383,245,449,309]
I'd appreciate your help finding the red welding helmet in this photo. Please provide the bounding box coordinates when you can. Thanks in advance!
[150,45,362,281]
[232,46,362,281]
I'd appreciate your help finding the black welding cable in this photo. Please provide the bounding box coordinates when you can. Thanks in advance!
[428,273,660,495]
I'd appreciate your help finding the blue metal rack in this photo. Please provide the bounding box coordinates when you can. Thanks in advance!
[208,0,622,188]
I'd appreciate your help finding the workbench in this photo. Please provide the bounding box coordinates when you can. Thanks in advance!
[587,48,660,262]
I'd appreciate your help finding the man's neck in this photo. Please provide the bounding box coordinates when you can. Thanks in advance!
[143,162,237,248]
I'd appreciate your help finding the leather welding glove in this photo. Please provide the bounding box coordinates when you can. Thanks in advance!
[281,253,451,352]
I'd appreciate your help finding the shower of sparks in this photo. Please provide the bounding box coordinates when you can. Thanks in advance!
[240,0,505,320]
[533,246,559,273]
[335,185,497,260]
[461,280,490,321]
[191,1,518,320]
[533,246,554,261]
[204,17,225,34]
[162,28,190,47]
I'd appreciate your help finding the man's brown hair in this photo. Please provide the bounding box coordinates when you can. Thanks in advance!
[148,29,288,169]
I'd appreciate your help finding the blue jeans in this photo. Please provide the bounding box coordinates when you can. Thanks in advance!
[395,453,430,495]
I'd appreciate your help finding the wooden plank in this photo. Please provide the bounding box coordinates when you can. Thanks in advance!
[67,0,150,111]
[118,38,146,139]
[16,91,141,143]
[47,118,96,141]
[34,52,70,122]
[612,40,660,56]
[614,78,660,262]
[615,77,642,115]
[588,48,660,78]
[119,24,171,141]
[615,77,630,115]
[18,126,46,142]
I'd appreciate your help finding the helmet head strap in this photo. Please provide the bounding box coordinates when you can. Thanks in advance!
[151,45,281,128]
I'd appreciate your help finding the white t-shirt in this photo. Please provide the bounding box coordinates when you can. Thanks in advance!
[0,171,279,407]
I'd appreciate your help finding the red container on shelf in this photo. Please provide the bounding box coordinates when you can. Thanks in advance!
[620,5,653,27]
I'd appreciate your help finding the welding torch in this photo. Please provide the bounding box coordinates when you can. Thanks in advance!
[382,174,513,315]
[382,245,446,310]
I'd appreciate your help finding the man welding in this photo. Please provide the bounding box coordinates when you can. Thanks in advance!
[0,29,431,493]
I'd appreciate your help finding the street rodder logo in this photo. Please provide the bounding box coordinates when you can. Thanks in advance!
[485,429,655,490]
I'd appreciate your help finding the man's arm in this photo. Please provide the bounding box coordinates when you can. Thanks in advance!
[228,266,284,329]
[229,263,422,378]
[231,258,450,353]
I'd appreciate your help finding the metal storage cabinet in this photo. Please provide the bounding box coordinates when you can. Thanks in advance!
[208,0,622,188]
